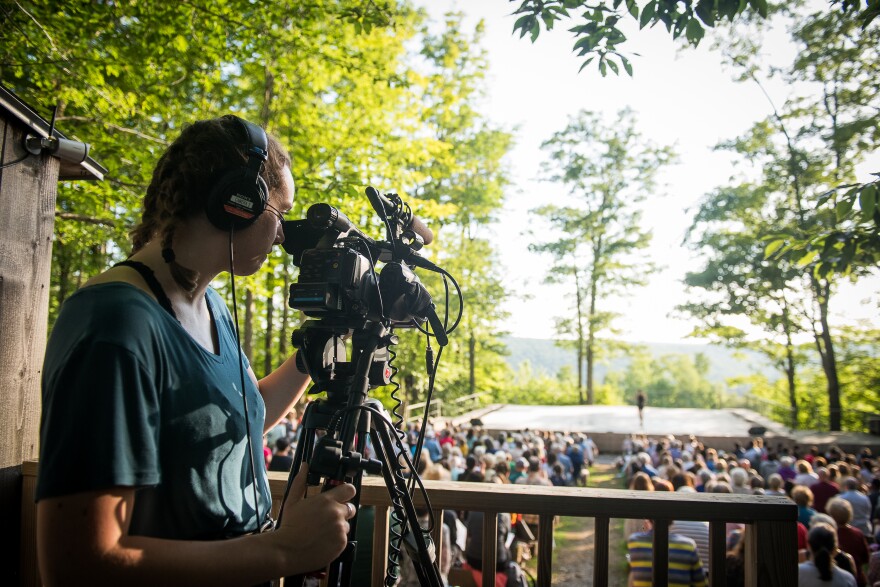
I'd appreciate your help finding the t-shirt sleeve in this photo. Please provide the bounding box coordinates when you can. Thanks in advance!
[37,340,162,500]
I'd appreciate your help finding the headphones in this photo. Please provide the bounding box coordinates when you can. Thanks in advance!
[205,116,269,231]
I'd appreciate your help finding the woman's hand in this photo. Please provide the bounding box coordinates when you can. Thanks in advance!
[270,465,358,576]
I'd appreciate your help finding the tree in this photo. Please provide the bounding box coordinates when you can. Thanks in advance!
[679,179,812,428]
[401,13,515,402]
[0,3,516,420]
[507,0,878,76]
[682,5,880,430]
[531,109,675,404]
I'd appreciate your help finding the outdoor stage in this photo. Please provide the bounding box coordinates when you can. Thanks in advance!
[450,404,880,454]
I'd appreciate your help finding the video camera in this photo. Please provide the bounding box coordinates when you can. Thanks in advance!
[280,187,449,394]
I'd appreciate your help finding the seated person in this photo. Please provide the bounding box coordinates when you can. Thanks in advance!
[627,519,707,587]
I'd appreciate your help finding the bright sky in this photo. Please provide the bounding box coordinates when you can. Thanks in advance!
[417,0,880,343]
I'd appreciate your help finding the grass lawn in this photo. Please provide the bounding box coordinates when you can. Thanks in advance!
[518,459,631,586]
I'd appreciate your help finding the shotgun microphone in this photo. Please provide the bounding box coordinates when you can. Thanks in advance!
[365,187,434,245]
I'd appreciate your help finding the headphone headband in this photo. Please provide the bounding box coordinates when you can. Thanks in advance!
[205,116,270,231]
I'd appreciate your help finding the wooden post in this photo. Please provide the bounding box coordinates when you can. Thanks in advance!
[371,506,389,587]
[593,516,609,587]
[0,116,58,586]
[482,511,498,587]
[709,521,727,587]
[537,514,554,586]
[751,520,797,587]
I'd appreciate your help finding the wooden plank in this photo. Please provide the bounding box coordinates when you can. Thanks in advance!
[482,511,497,587]
[20,466,39,587]
[371,506,389,587]
[709,521,727,587]
[593,516,609,587]
[653,520,668,587]
[340,477,796,523]
[431,508,443,575]
[744,524,757,587]
[537,514,554,587]
[753,520,797,587]
[1,119,58,587]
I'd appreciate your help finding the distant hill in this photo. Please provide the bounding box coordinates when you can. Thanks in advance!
[502,337,779,387]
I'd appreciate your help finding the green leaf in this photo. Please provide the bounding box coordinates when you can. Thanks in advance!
[836,198,855,221]
[748,0,769,18]
[685,19,705,44]
[764,239,785,258]
[621,55,633,76]
[640,1,656,28]
[796,250,820,267]
[626,0,639,19]
[607,59,619,75]
[860,184,877,221]
[577,56,596,73]
[695,0,716,26]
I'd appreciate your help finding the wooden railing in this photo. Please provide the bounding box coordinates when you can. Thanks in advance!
[21,462,798,586]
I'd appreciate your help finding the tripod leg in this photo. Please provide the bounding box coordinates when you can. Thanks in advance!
[280,399,343,587]
[369,420,444,587]
[327,410,371,587]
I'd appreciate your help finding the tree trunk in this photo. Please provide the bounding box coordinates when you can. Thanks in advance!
[816,281,841,431]
[468,331,476,395]
[244,288,254,358]
[782,303,799,429]
[586,269,599,405]
[263,272,274,377]
[279,256,290,359]
[574,266,585,404]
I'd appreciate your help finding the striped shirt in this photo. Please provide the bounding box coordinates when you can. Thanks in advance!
[627,531,708,587]
[670,521,711,573]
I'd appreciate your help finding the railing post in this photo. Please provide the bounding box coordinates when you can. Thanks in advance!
[482,511,498,587]
[746,520,797,587]
[593,516,609,587]
[709,521,727,587]
[371,506,389,587]
[537,514,554,586]
[431,508,443,576]
[652,519,669,587]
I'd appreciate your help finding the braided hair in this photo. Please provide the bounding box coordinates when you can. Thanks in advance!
[131,115,291,293]
[807,523,837,581]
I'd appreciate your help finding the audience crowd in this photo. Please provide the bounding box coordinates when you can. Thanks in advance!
[260,404,880,587]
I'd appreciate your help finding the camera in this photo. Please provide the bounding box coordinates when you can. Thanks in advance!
[281,187,448,393]
[282,188,445,333]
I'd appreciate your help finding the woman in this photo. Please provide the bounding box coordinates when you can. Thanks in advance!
[798,524,857,587]
[793,485,819,527]
[35,116,357,585]
[826,498,870,587]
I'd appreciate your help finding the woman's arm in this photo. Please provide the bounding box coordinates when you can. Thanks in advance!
[255,352,311,433]
[37,467,354,586]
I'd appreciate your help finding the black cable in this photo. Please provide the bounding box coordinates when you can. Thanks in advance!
[408,344,443,496]
[0,151,31,170]
[228,228,264,532]
[327,403,436,534]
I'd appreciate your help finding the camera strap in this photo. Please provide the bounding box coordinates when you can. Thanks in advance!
[115,260,178,321]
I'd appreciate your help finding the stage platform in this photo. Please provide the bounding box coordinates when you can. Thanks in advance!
[449,404,880,454]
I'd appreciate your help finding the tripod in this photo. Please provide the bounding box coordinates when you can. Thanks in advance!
[279,320,444,587]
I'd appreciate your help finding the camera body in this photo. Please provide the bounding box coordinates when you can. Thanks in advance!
[289,245,381,321]
[281,188,447,392]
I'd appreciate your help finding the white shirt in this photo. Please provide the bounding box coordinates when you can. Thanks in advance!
[797,561,856,587]
[838,490,873,536]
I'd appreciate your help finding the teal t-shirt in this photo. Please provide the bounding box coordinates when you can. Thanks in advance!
[37,283,271,540]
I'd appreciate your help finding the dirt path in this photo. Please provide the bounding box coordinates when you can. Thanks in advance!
[520,458,629,586]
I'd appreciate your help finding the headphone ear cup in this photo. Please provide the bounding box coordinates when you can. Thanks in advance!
[206,170,268,231]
